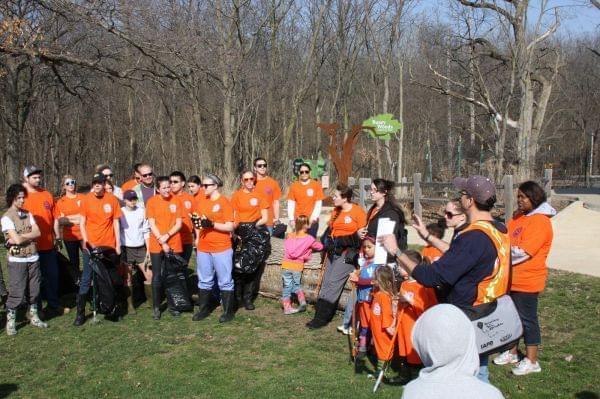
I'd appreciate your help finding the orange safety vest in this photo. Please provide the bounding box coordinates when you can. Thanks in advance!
[458,220,510,305]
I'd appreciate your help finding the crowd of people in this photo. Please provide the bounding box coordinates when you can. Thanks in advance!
[0,160,555,395]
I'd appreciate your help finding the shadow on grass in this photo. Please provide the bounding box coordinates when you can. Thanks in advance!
[576,392,599,399]
[0,383,18,398]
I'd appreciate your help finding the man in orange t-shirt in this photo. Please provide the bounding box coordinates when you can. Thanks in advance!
[169,171,195,263]
[22,166,62,314]
[145,176,183,319]
[253,157,282,234]
[74,174,122,326]
[286,163,325,237]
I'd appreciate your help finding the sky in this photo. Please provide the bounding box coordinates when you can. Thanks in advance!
[416,0,599,37]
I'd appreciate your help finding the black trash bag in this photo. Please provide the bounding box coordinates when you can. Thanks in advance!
[89,246,123,316]
[271,222,287,239]
[162,252,193,312]
[234,223,271,274]
[57,251,79,296]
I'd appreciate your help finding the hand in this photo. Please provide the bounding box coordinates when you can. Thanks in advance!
[55,239,64,250]
[200,218,214,229]
[385,326,396,336]
[357,227,367,240]
[158,234,170,244]
[378,234,399,256]
[348,270,359,283]
[161,243,171,253]
[411,214,428,238]
[115,246,122,256]
[190,212,202,229]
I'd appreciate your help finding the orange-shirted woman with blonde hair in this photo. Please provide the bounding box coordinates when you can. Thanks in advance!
[54,175,84,284]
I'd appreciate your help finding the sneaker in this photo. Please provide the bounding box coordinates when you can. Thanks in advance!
[512,358,541,375]
[336,325,352,335]
[493,350,519,365]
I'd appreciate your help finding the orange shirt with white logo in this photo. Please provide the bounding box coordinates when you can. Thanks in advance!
[369,290,395,361]
[175,191,195,245]
[121,179,138,192]
[255,176,282,226]
[80,193,122,248]
[231,189,269,224]
[421,245,443,263]
[287,180,325,220]
[330,204,367,237]
[194,195,234,253]
[23,188,55,251]
[54,194,84,241]
[508,213,553,293]
[145,195,184,254]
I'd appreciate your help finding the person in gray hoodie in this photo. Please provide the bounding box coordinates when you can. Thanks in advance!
[402,304,504,399]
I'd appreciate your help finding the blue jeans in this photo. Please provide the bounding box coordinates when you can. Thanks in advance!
[478,354,489,383]
[342,291,357,328]
[281,270,302,299]
[266,226,273,236]
[38,250,60,308]
[79,250,93,295]
[197,249,234,291]
[511,291,541,346]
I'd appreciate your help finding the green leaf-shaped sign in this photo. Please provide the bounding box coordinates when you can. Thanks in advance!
[362,114,402,141]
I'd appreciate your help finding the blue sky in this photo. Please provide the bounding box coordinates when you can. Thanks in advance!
[416,0,599,36]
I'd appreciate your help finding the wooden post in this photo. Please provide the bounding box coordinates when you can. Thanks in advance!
[358,178,371,209]
[543,168,553,200]
[503,174,513,223]
[413,173,422,219]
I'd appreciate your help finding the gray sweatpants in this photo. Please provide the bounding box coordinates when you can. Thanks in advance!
[317,254,354,305]
[0,261,7,297]
[6,260,41,310]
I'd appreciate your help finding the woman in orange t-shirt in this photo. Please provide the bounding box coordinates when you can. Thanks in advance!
[191,173,236,323]
[306,184,367,329]
[494,181,555,376]
[145,176,183,320]
[54,175,84,282]
[230,170,269,311]
[286,163,325,237]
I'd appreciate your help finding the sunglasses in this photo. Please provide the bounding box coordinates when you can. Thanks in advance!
[65,180,76,186]
[299,170,310,175]
[103,173,114,178]
[445,211,463,219]
[243,177,255,182]
[141,172,154,178]
[170,180,181,184]
[255,163,267,168]
[201,183,216,188]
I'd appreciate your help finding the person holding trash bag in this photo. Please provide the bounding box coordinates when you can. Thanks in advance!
[306,183,367,330]
[190,173,236,323]
[74,175,122,326]
[230,170,269,311]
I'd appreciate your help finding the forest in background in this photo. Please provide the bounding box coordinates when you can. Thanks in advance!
[1,0,599,193]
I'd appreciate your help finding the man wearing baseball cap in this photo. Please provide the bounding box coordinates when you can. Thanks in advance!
[22,166,66,318]
[380,175,510,383]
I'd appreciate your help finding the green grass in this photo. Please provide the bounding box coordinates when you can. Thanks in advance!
[0,251,598,398]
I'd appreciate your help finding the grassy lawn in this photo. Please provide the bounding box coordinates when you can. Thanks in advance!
[0,251,598,398]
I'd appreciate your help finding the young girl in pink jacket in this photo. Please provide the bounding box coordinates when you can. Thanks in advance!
[281,215,323,314]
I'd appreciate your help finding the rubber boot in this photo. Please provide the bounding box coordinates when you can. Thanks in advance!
[143,284,153,308]
[296,290,307,312]
[6,309,16,336]
[29,304,48,328]
[73,294,86,327]
[125,286,136,315]
[192,289,213,321]
[219,291,235,323]
[242,279,255,310]
[282,298,299,315]
[234,277,243,310]
[306,299,335,329]
[152,284,162,320]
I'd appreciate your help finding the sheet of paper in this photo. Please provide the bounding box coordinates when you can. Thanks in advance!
[374,218,396,264]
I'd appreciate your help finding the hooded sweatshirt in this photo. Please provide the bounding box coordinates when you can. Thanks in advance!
[281,232,323,272]
[402,304,504,399]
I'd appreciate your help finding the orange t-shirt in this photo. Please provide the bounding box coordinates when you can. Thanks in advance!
[23,188,55,251]
[421,245,443,263]
[397,279,438,365]
[145,195,184,254]
[121,179,138,192]
[194,195,234,253]
[369,290,395,361]
[508,213,553,293]
[54,194,84,241]
[231,189,269,224]
[175,191,195,245]
[330,204,367,237]
[80,193,122,248]
[255,176,282,226]
[287,180,325,220]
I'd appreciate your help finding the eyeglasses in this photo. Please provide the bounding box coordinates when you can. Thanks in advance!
[64,180,76,186]
[103,173,114,178]
[141,172,153,178]
[299,170,310,175]
[243,177,255,182]
[255,163,267,168]
[169,180,181,184]
[201,183,216,188]
[445,211,463,219]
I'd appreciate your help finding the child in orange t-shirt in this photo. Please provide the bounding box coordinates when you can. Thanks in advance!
[420,222,445,263]
[369,265,398,372]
